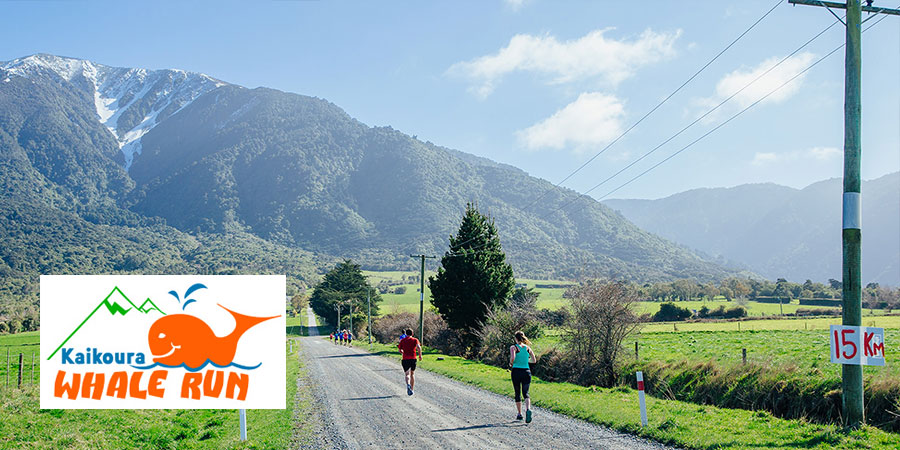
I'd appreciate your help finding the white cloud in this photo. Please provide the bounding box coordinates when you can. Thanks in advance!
[808,146,840,161]
[448,28,680,99]
[693,52,816,122]
[504,0,526,11]
[751,146,841,166]
[517,92,625,152]
[751,152,780,166]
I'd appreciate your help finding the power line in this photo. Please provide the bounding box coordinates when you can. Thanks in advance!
[520,0,783,214]
[588,11,895,205]
[550,9,848,215]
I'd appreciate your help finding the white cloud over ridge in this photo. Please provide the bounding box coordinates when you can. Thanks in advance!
[517,92,625,152]
[751,146,840,166]
[449,28,681,99]
[693,52,817,122]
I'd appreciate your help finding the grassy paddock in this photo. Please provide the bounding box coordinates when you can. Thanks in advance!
[640,315,900,333]
[0,331,40,386]
[363,341,899,449]
[0,335,304,449]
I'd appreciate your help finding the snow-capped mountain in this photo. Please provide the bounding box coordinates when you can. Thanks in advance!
[1,54,226,168]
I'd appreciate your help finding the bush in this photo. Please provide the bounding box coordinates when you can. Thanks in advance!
[371,311,447,345]
[393,286,407,295]
[475,303,544,367]
[536,308,570,327]
[531,348,573,383]
[698,305,747,319]
[792,308,840,317]
[653,302,692,322]
[563,281,641,387]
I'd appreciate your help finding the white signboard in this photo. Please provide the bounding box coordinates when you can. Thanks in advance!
[830,325,885,366]
[40,275,285,409]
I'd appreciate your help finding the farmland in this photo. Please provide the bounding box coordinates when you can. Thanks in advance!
[0,332,312,449]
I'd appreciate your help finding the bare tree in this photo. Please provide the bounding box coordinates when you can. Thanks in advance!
[563,281,641,387]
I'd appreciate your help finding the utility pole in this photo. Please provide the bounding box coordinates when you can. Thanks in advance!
[410,254,436,343]
[335,303,340,332]
[789,0,899,429]
[367,287,372,346]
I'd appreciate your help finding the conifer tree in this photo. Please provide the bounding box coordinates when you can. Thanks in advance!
[310,260,380,333]
[429,203,514,349]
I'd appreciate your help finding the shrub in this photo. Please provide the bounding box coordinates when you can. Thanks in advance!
[563,281,641,387]
[475,302,543,367]
[536,308,570,327]
[653,302,692,322]
[371,311,447,345]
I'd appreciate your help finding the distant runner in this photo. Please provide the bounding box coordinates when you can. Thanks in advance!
[347,330,353,347]
[509,331,537,423]
[398,328,422,396]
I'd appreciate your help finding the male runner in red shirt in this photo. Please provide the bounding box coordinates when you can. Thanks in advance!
[398,328,422,396]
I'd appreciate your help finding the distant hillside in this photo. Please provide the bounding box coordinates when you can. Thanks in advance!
[0,54,740,314]
[605,173,900,285]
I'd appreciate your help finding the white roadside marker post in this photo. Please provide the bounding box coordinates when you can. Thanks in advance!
[637,371,648,427]
[239,409,247,441]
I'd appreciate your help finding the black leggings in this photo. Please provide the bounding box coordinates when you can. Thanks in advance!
[511,368,531,402]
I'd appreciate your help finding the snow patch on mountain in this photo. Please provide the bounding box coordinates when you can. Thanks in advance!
[1,54,226,169]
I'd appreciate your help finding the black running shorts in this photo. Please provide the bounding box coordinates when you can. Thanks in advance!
[402,359,417,372]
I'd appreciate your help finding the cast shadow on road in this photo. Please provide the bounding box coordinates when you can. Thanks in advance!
[342,395,399,401]
[317,353,376,359]
[431,422,526,433]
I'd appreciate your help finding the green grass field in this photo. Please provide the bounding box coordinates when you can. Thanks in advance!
[0,331,39,386]
[0,335,309,449]
[639,314,900,333]
[361,272,879,320]
[362,340,900,449]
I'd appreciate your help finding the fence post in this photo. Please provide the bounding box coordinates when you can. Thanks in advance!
[636,371,648,427]
[18,353,23,388]
[635,341,639,360]
[742,348,747,365]
[6,347,8,387]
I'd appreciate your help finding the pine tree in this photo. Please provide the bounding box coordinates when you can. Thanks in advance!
[428,203,515,349]
[310,260,380,333]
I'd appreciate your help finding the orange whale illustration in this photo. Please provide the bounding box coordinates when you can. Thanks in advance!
[147,304,279,369]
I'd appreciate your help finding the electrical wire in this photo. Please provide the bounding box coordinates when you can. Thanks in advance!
[520,0,783,213]
[585,11,896,205]
[550,9,849,215]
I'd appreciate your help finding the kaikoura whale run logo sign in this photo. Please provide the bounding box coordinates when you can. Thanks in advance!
[40,275,286,409]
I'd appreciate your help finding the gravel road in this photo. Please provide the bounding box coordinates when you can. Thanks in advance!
[301,336,675,449]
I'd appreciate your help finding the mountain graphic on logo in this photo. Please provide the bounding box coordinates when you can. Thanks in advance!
[48,286,166,360]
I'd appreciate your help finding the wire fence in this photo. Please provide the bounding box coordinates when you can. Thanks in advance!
[1,345,40,388]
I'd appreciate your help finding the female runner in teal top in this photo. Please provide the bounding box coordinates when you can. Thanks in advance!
[509,331,537,422]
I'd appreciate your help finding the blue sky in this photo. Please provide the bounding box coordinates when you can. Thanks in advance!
[4,0,898,199]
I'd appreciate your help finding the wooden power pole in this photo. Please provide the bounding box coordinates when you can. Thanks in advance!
[789,0,899,429]
[410,254,436,343]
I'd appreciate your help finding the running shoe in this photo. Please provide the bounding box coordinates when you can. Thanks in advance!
[525,409,532,423]
[516,414,523,421]
[407,384,413,396]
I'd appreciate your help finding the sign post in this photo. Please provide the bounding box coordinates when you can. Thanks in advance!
[636,371,648,427]
[239,409,247,441]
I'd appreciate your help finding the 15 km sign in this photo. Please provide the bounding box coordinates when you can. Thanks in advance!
[830,325,885,366]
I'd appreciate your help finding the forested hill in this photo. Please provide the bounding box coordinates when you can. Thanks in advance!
[604,173,900,285]
[0,54,739,301]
